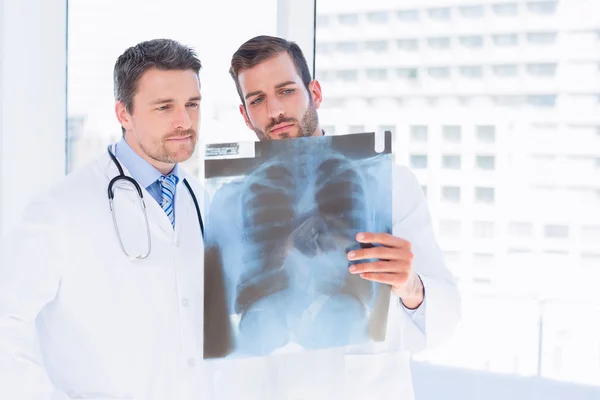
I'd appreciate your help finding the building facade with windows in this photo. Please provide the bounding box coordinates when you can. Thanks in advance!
[315,0,600,387]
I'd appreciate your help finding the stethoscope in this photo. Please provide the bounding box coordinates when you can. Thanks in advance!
[106,145,204,260]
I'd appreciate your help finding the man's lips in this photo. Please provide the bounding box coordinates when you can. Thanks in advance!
[269,123,294,133]
[166,135,192,141]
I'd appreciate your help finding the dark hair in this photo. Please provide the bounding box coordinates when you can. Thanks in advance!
[114,38,202,133]
[229,35,312,106]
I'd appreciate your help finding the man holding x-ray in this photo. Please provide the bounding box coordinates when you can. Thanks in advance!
[201,35,462,400]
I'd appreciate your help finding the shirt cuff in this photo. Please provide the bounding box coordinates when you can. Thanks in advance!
[400,295,427,334]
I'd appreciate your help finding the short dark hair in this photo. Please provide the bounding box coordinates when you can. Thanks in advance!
[229,35,312,106]
[114,38,202,133]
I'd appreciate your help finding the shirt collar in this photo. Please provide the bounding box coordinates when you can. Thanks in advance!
[115,136,179,189]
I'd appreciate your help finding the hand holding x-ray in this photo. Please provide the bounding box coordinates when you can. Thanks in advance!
[347,232,424,309]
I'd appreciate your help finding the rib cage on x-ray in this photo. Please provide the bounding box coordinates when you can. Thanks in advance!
[234,151,374,327]
[236,162,296,316]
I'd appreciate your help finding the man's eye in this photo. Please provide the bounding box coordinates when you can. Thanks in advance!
[251,97,263,105]
[187,102,199,108]
[157,105,170,111]
[282,89,295,94]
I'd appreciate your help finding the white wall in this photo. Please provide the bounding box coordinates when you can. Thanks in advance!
[0,0,67,236]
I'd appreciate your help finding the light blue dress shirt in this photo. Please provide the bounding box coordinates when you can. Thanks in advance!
[114,137,180,223]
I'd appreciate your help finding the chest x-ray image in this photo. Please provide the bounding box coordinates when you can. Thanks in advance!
[203,132,393,360]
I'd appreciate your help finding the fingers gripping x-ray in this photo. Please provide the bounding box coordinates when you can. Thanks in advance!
[204,132,393,359]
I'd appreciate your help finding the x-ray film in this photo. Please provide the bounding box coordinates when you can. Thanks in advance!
[203,132,393,359]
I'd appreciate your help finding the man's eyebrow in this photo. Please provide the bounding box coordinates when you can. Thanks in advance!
[275,81,296,89]
[244,81,297,100]
[244,90,262,100]
[245,90,263,100]
[149,96,202,105]
[149,98,174,105]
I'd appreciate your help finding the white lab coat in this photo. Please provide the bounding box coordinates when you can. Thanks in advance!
[0,149,460,400]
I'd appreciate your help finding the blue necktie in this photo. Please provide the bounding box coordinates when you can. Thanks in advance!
[159,174,178,227]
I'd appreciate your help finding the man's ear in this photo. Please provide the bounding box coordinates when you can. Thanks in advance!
[308,80,323,109]
[239,103,253,130]
[115,101,133,132]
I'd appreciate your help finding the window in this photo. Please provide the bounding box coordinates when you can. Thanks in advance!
[397,10,419,21]
[474,221,495,238]
[410,125,428,142]
[509,222,534,237]
[527,1,557,14]
[527,32,557,45]
[494,95,526,107]
[443,126,462,143]
[528,95,556,107]
[428,67,451,78]
[410,154,428,169]
[493,3,519,16]
[317,71,333,81]
[493,64,518,77]
[527,63,557,77]
[476,155,496,170]
[367,11,388,23]
[321,98,347,109]
[442,186,461,203]
[366,68,388,80]
[396,68,419,80]
[427,37,451,49]
[459,36,484,48]
[365,40,388,52]
[442,155,462,169]
[336,42,359,53]
[475,187,496,204]
[316,43,333,54]
[428,8,451,20]
[460,6,485,18]
[493,34,519,46]
[476,126,496,143]
[336,70,358,81]
[508,248,532,254]
[544,224,570,238]
[459,66,483,78]
[338,13,359,25]
[397,39,419,51]
[316,15,330,28]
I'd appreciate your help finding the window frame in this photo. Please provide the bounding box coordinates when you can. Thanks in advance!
[0,0,68,236]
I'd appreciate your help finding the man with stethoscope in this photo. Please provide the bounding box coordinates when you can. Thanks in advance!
[0,39,209,399]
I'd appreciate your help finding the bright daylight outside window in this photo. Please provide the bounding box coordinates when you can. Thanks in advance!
[67,0,277,177]
[315,0,600,398]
